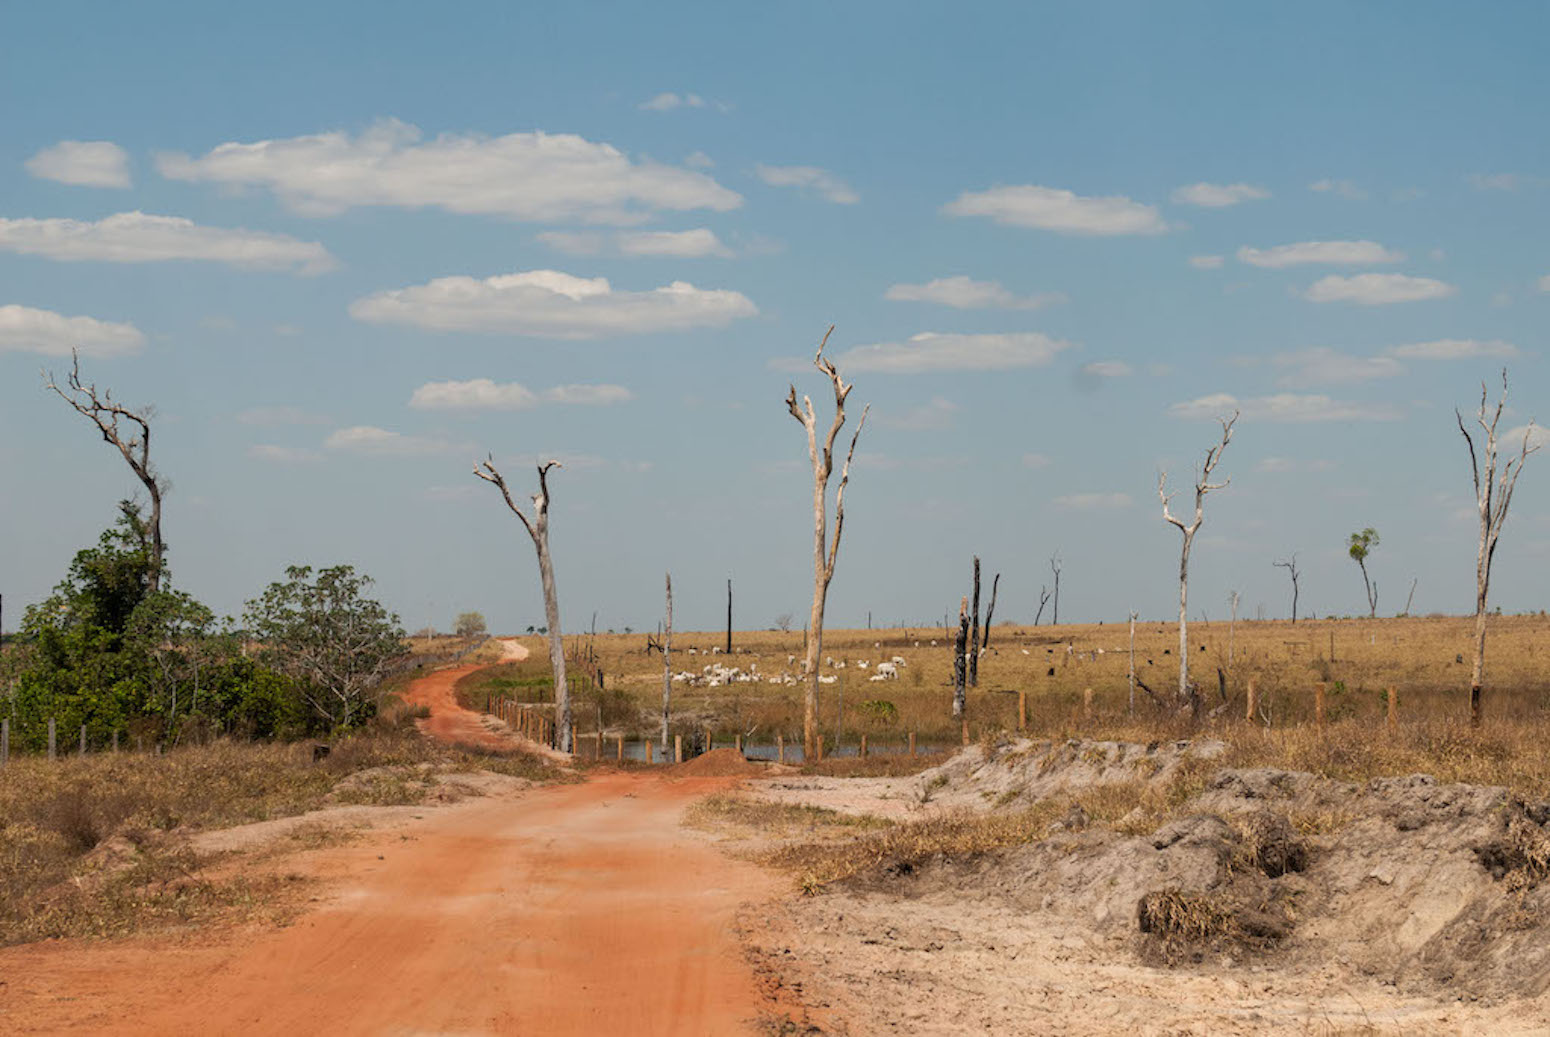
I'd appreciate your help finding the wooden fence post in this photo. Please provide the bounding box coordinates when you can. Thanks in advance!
[616,733,624,761]
[1315,682,1327,730]
[646,740,653,764]
[860,733,868,758]
[1245,678,1258,723]
[1018,689,1027,732]
[734,733,742,755]
[816,734,824,761]
[705,726,713,751]
[596,729,603,758]
[908,731,916,756]
[1387,685,1398,733]
[961,715,969,746]
[48,717,56,760]
[674,734,683,763]
[776,734,784,764]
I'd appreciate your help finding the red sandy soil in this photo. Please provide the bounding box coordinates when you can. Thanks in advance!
[400,637,534,752]
[0,648,804,1036]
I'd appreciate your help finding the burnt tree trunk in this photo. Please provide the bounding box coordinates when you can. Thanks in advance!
[952,596,969,719]
[969,557,981,687]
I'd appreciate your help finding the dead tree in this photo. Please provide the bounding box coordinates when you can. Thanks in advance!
[952,596,969,718]
[968,557,982,687]
[1273,554,1300,623]
[1159,412,1238,714]
[475,457,572,752]
[982,573,1000,650]
[1049,555,1062,626]
[45,351,167,592]
[1403,577,1418,616]
[1457,371,1537,725]
[646,573,673,752]
[1034,586,1052,625]
[1127,610,1138,714]
[725,577,733,655]
[786,326,869,759]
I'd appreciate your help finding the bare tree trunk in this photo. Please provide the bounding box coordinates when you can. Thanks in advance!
[1404,577,1418,616]
[662,573,673,752]
[45,351,168,592]
[952,596,968,718]
[983,573,1000,650]
[1128,610,1138,714]
[475,458,572,752]
[787,327,869,760]
[1160,412,1238,714]
[969,557,981,687]
[1034,587,1050,625]
[1050,556,1062,626]
[1457,371,1536,725]
[1359,560,1378,619]
[725,577,732,655]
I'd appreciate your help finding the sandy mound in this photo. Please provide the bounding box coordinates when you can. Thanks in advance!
[670,747,760,777]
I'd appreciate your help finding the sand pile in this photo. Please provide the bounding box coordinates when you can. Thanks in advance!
[670,747,761,777]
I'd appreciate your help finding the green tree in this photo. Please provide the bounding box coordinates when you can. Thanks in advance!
[243,565,408,729]
[454,611,487,638]
[1347,527,1380,618]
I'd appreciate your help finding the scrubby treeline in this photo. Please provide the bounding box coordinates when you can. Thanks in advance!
[2,502,409,751]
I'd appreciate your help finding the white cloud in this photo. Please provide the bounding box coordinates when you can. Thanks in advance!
[26,141,131,188]
[0,304,143,357]
[1384,339,1519,360]
[1539,274,1550,293]
[1469,173,1521,192]
[248,444,322,463]
[1189,255,1224,270]
[1082,361,1133,378]
[1309,178,1366,200]
[1255,457,1336,474]
[639,92,706,111]
[1171,182,1269,208]
[1304,273,1457,305]
[1022,453,1051,469]
[1271,347,1404,387]
[157,118,742,223]
[1169,392,1402,422]
[684,150,714,169]
[237,405,329,426]
[1054,492,1132,510]
[833,331,1073,374]
[883,276,1065,310]
[944,184,1167,235]
[349,269,757,338]
[324,426,471,457]
[539,228,732,258]
[755,164,858,204]
[1238,240,1404,268]
[882,397,958,430]
[0,212,336,274]
[408,378,634,411]
[1504,424,1550,451]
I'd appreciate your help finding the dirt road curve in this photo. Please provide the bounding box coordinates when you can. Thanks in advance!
[1,650,792,1036]
[400,637,532,751]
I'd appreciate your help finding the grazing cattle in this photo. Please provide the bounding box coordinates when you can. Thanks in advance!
[873,661,898,679]
[891,655,907,666]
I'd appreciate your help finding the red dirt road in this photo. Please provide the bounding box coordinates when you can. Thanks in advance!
[401,637,534,751]
[1,656,795,1035]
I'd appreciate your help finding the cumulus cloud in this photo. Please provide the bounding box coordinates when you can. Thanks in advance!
[26,140,131,188]
[638,92,706,111]
[349,269,757,338]
[409,378,633,411]
[1304,273,1457,305]
[883,276,1065,310]
[833,331,1072,374]
[1504,424,1550,451]
[1022,453,1052,469]
[1271,347,1404,387]
[1309,178,1366,200]
[1169,392,1402,422]
[1469,173,1523,192]
[1081,360,1133,378]
[1054,492,1132,510]
[1171,182,1269,208]
[323,426,472,457]
[1384,339,1519,360]
[0,212,336,274]
[943,184,1167,235]
[0,304,143,357]
[755,164,858,204]
[1189,255,1224,270]
[157,118,742,223]
[1539,274,1550,293]
[248,444,322,463]
[537,227,732,258]
[1238,240,1403,268]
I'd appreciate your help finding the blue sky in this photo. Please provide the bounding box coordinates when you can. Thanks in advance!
[3,2,1549,634]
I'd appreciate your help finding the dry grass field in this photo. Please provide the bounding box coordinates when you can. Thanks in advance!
[481,613,1550,796]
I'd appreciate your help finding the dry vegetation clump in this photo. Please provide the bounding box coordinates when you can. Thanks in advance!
[687,793,891,837]
[0,729,562,946]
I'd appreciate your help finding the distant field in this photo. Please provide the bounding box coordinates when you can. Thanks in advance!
[479,615,1550,792]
